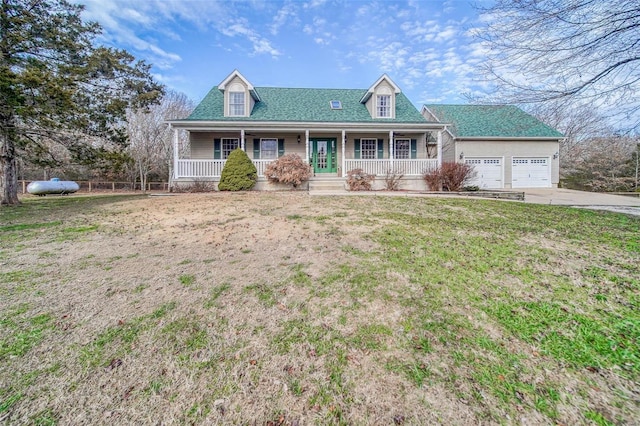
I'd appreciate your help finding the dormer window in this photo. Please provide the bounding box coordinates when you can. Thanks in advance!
[377,95,391,118]
[229,91,245,116]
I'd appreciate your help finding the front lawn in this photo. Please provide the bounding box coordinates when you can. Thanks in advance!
[1,193,638,424]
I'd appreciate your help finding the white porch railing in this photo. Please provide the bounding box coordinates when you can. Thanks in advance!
[176,159,276,178]
[344,159,438,176]
[253,159,274,177]
[176,159,438,179]
[176,159,226,178]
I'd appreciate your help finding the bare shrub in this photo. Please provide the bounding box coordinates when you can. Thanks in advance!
[423,168,442,191]
[346,168,375,191]
[263,154,311,188]
[383,169,404,191]
[423,162,476,192]
[174,179,216,193]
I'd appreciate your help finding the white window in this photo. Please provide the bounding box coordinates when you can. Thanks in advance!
[361,138,377,159]
[394,139,410,159]
[229,91,245,116]
[330,100,342,109]
[260,138,278,159]
[377,95,391,118]
[222,138,239,159]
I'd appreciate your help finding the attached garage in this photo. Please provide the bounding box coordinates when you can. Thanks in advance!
[465,157,503,189]
[511,157,551,188]
[421,104,564,189]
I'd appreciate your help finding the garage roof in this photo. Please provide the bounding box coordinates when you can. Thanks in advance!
[423,104,564,138]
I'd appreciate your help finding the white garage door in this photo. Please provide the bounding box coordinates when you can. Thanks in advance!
[512,157,551,188]
[464,157,503,189]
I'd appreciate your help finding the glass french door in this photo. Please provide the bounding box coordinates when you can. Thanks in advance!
[311,138,337,173]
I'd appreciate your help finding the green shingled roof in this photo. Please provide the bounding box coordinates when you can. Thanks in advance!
[187,86,428,123]
[424,104,564,138]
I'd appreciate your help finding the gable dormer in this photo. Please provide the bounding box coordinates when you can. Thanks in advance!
[360,74,401,119]
[218,70,261,118]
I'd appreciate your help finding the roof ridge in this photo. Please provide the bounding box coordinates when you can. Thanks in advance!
[254,86,368,91]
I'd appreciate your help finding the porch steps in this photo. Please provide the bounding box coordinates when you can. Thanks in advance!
[308,177,347,194]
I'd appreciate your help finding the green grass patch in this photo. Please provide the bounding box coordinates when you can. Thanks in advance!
[0,221,62,232]
[0,308,54,360]
[204,283,231,308]
[487,302,639,377]
[79,301,176,368]
[179,274,196,287]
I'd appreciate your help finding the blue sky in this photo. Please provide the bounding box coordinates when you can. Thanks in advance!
[80,0,491,107]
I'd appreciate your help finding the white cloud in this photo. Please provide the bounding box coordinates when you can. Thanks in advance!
[304,0,328,9]
[270,2,299,35]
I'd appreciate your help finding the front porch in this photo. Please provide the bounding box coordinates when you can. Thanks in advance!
[175,158,439,179]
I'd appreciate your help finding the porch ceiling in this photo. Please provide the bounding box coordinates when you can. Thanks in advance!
[168,120,448,133]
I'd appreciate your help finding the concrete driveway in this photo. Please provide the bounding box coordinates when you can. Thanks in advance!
[524,188,640,216]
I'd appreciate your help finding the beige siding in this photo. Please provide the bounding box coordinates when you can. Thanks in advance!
[442,132,456,163]
[190,132,214,159]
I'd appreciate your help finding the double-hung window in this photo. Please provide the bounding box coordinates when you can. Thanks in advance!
[260,138,278,159]
[229,91,245,116]
[361,138,377,159]
[376,95,391,118]
[222,138,239,159]
[394,139,410,159]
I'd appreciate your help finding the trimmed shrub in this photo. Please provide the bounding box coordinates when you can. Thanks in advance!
[423,162,476,192]
[263,154,311,188]
[346,168,375,191]
[218,149,257,191]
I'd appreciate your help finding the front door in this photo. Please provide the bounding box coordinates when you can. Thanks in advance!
[311,138,337,173]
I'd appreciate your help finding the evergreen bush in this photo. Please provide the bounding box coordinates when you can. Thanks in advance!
[218,149,257,191]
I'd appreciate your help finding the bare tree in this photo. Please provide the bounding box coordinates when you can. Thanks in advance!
[474,0,640,132]
[158,91,194,188]
[525,101,612,177]
[563,135,638,191]
[126,90,193,191]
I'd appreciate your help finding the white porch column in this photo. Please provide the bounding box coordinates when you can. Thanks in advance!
[241,129,245,151]
[341,130,346,177]
[437,130,443,167]
[173,126,179,179]
[389,130,394,169]
[305,129,310,163]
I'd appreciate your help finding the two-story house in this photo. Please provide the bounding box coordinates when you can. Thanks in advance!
[168,70,447,190]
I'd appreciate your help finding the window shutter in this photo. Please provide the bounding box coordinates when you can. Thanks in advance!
[214,139,221,159]
[278,139,285,157]
[377,139,384,159]
[253,139,260,159]
[410,139,417,159]
[354,139,360,159]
